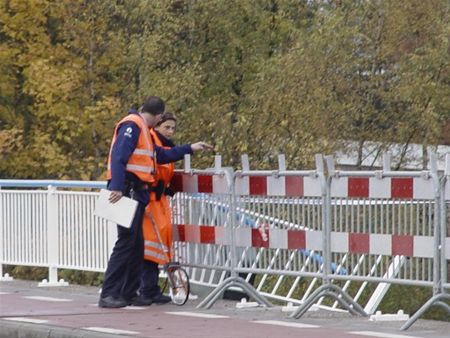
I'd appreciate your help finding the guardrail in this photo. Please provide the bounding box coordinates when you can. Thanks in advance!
[0,180,109,286]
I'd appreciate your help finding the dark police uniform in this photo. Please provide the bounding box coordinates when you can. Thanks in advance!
[100,110,192,306]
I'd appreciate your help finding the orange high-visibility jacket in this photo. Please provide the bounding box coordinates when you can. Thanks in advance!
[142,129,175,264]
[107,114,156,184]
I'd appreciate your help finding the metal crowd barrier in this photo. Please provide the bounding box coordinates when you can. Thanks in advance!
[169,152,449,329]
[0,153,449,330]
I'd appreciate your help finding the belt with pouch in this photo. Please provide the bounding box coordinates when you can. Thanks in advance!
[150,180,175,200]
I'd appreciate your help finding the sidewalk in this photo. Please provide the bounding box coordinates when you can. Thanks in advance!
[1,279,449,338]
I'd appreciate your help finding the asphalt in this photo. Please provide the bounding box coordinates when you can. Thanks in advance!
[1,279,449,338]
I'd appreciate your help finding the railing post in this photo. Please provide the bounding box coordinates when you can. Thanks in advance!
[278,154,286,172]
[383,152,392,171]
[184,154,191,172]
[429,151,442,295]
[0,186,3,279]
[214,155,222,172]
[318,154,329,285]
[442,154,450,288]
[241,154,249,172]
[39,185,67,286]
[0,187,13,281]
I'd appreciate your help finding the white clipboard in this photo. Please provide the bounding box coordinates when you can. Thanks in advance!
[94,189,138,228]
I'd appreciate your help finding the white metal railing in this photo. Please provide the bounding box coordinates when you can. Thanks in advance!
[0,180,111,285]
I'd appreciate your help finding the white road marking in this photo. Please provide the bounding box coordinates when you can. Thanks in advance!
[24,296,72,302]
[0,292,10,295]
[349,331,424,338]
[252,320,319,329]
[125,305,146,310]
[4,317,48,324]
[166,311,229,319]
[88,303,145,309]
[83,327,139,335]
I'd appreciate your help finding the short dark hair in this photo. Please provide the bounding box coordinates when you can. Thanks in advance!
[156,112,177,126]
[141,96,165,115]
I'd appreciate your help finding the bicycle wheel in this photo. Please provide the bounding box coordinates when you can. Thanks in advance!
[161,262,180,295]
[168,267,190,306]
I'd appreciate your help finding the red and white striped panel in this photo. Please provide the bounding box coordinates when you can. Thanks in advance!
[172,172,447,201]
[234,175,322,197]
[330,232,436,258]
[174,224,323,251]
[171,173,229,194]
[174,224,231,245]
[330,176,436,199]
[173,224,445,258]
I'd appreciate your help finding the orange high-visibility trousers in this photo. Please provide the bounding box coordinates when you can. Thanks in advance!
[142,193,173,265]
[142,129,175,265]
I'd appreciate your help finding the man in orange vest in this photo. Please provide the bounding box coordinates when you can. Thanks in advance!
[99,97,212,308]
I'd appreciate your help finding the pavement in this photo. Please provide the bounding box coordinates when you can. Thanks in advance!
[1,279,449,338]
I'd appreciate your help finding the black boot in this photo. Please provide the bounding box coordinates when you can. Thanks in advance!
[98,296,127,308]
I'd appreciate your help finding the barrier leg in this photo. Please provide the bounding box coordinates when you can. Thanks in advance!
[322,291,361,316]
[328,284,367,316]
[197,276,272,309]
[436,301,450,313]
[400,293,450,331]
[196,279,234,309]
[290,284,368,319]
[289,285,329,318]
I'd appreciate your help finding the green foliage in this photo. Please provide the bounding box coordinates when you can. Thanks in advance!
[1,0,449,175]
[5,265,103,286]
[380,284,450,322]
[5,265,47,282]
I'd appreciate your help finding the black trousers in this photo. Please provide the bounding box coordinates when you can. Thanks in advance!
[139,260,161,298]
[100,202,145,300]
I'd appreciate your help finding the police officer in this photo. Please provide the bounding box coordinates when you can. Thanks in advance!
[99,96,211,308]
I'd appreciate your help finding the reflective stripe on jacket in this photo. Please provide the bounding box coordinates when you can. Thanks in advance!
[143,200,172,264]
[107,114,156,183]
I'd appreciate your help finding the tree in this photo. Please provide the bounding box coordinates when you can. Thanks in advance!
[1,0,124,179]
[1,0,448,178]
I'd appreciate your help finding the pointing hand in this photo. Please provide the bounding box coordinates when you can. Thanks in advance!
[191,142,214,152]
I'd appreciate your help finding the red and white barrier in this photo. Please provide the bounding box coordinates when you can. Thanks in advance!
[234,175,322,197]
[330,176,435,199]
[173,224,443,259]
[171,173,229,194]
[172,171,324,197]
[173,173,441,200]
[170,153,448,321]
